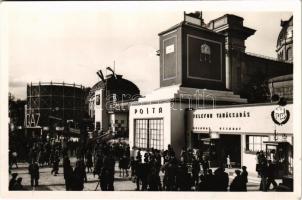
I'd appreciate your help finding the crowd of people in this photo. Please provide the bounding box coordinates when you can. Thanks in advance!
[9,138,283,192]
[128,145,249,191]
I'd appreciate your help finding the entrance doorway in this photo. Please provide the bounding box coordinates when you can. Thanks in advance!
[192,133,241,168]
[218,134,241,168]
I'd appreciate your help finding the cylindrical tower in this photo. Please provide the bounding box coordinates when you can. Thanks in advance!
[26,82,86,128]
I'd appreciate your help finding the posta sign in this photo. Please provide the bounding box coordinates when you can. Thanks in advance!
[187,103,292,134]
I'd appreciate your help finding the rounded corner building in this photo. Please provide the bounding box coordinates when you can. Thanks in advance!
[25,82,87,137]
[88,69,140,135]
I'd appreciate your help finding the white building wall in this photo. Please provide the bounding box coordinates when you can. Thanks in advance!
[129,102,171,150]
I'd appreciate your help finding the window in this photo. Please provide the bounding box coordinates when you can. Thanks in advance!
[96,95,100,105]
[246,135,268,152]
[134,119,164,150]
[135,119,148,149]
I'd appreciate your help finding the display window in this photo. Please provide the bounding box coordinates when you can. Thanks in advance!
[134,118,164,150]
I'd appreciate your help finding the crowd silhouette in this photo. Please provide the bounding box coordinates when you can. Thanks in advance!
[9,138,283,192]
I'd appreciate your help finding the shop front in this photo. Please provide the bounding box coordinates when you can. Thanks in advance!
[187,103,293,175]
[129,101,192,157]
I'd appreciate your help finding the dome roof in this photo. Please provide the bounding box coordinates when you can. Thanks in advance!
[89,74,140,100]
[276,16,293,49]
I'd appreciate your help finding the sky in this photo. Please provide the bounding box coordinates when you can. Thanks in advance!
[3,2,292,100]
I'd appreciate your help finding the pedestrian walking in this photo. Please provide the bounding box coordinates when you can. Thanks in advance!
[100,151,115,191]
[86,150,93,173]
[226,155,232,169]
[192,156,201,186]
[259,159,268,191]
[51,154,60,176]
[11,151,18,169]
[201,156,209,175]
[266,160,278,190]
[241,166,248,191]
[28,160,40,187]
[135,156,143,190]
[72,160,86,191]
[63,157,73,191]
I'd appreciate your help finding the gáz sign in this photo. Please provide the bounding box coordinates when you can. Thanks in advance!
[26,113,40,127]
[271,105,290,125]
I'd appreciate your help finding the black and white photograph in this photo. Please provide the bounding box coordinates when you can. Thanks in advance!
[0,1,301,199]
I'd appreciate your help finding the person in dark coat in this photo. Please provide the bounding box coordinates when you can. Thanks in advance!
[130,156,136,180]
[9,173,18,190]
[162,155,178,191]
[28,161,40,187]
[214,167,229,191]
[192,156,201,186]
[241,166,248,191]
[86,150,93,173]
[204,169,215,191]
[93,154,103,177]
[135,156,142,190]
[13,178,24,191]
[179,164,192,191]
[63,157,73,191]
[72,160,86,191]
[221,167,229,191]
[259,159,268,191]
[100,152,115,191]
[141,156,150,191]
[201,156,209,175]
[230,170,244,191]
[148,157,161,191]
[51,150,60,176]
[266,160,278,190]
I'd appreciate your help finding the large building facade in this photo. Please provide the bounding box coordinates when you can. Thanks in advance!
[129,12,293,176]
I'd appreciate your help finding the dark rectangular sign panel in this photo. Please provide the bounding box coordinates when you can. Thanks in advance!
[187,34,223,82]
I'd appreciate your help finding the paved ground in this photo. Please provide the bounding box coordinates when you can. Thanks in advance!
[9,158,281,192]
